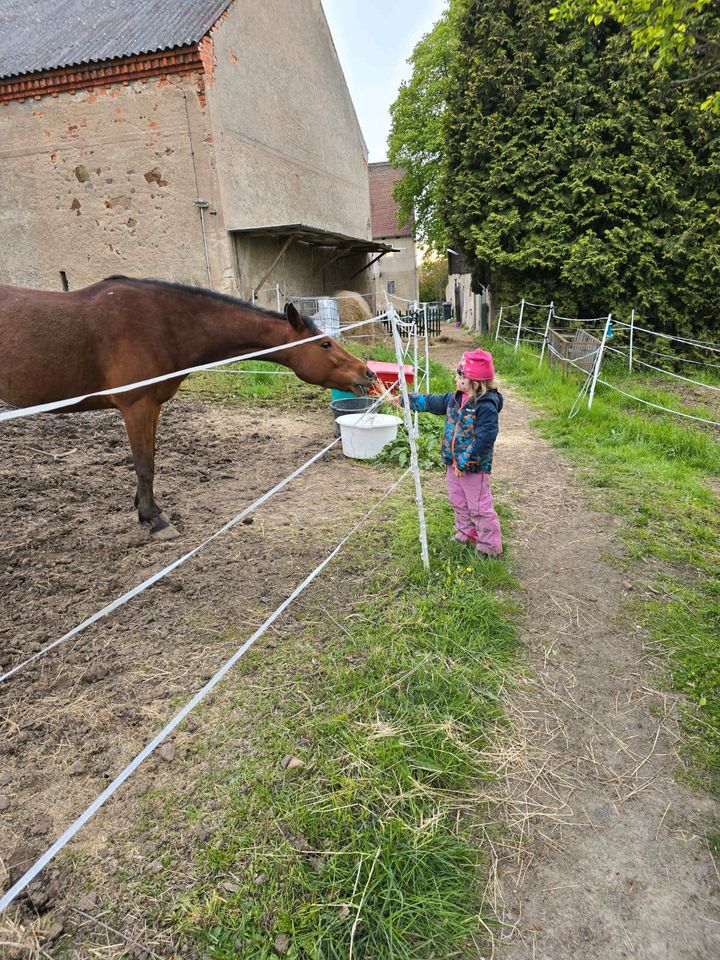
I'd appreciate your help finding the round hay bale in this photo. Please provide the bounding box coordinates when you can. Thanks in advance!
[333,290,388,344]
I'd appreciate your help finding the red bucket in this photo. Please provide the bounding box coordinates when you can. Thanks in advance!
[367,361,414,395]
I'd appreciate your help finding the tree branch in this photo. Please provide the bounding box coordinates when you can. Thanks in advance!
[671,60,720,85]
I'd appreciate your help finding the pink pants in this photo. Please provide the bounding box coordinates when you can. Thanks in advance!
[446,467,503,556]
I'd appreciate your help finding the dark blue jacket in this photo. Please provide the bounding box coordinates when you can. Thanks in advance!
[405,389,503,473]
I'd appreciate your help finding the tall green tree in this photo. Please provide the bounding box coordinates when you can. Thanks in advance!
[388,3,460,251]
[550,0,720,111]
[443,0,720,338]
[419,255,449,302]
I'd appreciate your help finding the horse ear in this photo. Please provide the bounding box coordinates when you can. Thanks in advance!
[284,302,304,332]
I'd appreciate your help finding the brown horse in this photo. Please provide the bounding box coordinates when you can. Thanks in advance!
[0,277,376,539]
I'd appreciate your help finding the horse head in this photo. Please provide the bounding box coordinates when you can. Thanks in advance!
[281,303,376,396]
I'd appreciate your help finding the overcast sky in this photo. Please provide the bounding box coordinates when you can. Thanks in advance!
[321,0,448,163]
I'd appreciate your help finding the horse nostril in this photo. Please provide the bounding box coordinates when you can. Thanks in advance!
[367,369,377,381]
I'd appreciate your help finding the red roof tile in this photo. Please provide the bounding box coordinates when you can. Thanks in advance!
[369,162,413,239]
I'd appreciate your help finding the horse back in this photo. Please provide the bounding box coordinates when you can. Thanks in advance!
[0,280,174,409]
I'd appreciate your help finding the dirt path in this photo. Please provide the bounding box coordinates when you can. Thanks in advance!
[434,329,720,959]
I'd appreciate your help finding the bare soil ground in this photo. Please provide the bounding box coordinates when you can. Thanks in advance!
[0,397,397,953]
[2,334,719,958]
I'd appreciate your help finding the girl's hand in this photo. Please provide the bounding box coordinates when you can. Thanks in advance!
[387,394,402,408]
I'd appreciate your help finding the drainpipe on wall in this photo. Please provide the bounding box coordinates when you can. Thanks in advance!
[182,90,213,290]
[194,199,212,289]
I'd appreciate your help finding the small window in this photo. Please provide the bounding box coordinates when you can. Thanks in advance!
[387,280,396,295]
[60,270,69,291]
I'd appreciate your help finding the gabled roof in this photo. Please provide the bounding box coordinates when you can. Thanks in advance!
[369,161,413,240]
[0,0,233,80]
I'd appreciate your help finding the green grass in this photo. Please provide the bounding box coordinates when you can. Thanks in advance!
[128,494,518,958]
[178,346,454,412]
[487,336,720,791]
[179,360,329,409]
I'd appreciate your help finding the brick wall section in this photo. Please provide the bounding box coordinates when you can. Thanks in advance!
[0,48,204,104]
[369,161,412,239]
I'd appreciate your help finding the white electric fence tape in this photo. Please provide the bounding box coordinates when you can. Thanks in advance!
[0,316,380,424]
[623,356,720,392]
[545,342,601,366]
[597,379,720,427]
[213,370,296,376]
[632,346,720,370]
[0,384,395,685]
[0,468,411,915]
[613,320,720,354]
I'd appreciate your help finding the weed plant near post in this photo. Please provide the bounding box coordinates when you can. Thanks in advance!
[376,360,453,471]
[378,416,445,471]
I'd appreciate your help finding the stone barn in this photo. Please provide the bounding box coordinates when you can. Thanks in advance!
[0,0,392,306]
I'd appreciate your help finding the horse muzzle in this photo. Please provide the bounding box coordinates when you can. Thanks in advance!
[352,368,377,396]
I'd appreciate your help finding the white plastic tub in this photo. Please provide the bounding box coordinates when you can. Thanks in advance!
[336,412,402,460]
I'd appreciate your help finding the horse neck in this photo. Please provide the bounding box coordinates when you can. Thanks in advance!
[189,298,304,365]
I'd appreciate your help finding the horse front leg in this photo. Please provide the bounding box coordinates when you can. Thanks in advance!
[121,398,179,541]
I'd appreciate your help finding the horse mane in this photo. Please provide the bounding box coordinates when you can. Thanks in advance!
[103,275,320,333]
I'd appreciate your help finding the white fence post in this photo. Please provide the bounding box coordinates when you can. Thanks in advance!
[588,313,612,410]
[629,308,635,372]
[423,303,430,392]
[411,319,420,439]
[514,299,526,352]
[390,308,430,570]
[539,301,555,366]
[276,284,282,313]
[494,306,503,342]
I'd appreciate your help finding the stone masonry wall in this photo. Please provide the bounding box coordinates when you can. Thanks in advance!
[0,72,227,291]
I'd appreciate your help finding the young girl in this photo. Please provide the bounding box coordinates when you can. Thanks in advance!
[395,348,503,557]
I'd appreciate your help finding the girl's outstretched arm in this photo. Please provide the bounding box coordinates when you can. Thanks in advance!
[402,392,455,415]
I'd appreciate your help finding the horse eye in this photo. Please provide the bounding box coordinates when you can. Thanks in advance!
[321,340,332,349]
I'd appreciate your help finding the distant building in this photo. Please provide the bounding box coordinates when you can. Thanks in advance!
[446,249,490,333]
[0,0,392,304]
[368,161,418,307]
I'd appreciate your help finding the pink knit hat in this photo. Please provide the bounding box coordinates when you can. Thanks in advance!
[461,349,495,382]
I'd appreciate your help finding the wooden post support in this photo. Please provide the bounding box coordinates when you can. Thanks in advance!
[252,233,296,301]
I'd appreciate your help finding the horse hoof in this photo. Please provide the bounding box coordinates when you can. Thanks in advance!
[149,517,180,541]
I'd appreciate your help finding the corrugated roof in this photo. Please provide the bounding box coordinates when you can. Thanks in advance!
[0,0,233,80]
[369,162,413,240]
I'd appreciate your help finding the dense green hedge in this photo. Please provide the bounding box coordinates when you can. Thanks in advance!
[443,0,720,339]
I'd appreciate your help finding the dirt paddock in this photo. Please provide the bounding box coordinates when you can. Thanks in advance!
[0,396,395,938]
